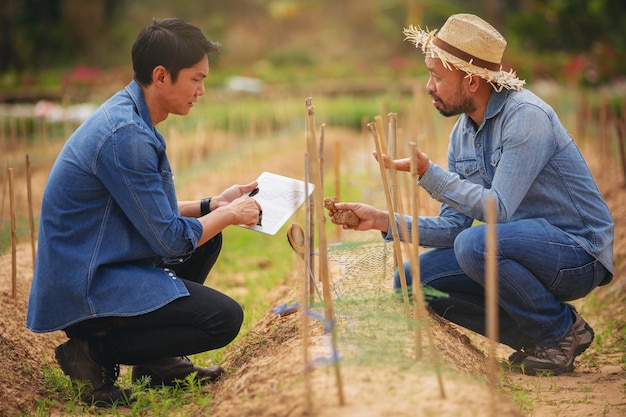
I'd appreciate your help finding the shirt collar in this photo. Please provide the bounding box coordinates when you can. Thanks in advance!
[484,88,510,121]
[125,80,153,128]
[463,88,511,132]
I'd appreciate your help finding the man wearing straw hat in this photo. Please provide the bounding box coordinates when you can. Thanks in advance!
[328,14,614,375]
[26,18,262,406]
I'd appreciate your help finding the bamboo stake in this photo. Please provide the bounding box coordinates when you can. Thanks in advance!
[368,122,411,319]
[306,100,345,406]
[408,143,446,399]
[303,154,318,304]
[1,162,7,223]
[8,167,17,299]
[334,140,341,239]
[409,143,423,360]
[374,116,387,159]
[615,115,626,184]
[485,197,499,401]
[26,154,36,267]
[305,98,316,304]
[319,123,325,190]
[301,154,313,414]
[387,114,399,211]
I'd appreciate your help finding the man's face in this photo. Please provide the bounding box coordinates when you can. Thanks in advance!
[162,56,208,116]
[425,56,475,117]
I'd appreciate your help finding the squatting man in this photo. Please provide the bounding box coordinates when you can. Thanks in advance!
[27,18,262,406]
[327,13,614,376]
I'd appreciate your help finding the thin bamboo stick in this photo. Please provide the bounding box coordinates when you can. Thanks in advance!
[305,98,316,304]
[368,122,411,319]
[334,140,341,239]
[615,115,626,183]
[8,167,17,299]
[306,101,345,406]
[301,153,313,414]
[409,143,423,360]
[485,197,499,404]
[408,143,446,399]
[26,154,36,267]
[387,113,399,211]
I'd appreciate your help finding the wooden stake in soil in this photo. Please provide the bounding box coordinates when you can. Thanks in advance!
[8,167,17,299]
[305,98,316,304]
[408,143,446,399]
[368,122,411,319]
[306,99,345,406]
[333,140,341,239]
[409,143,424,360]
[301,154,313,414]
[485,196,500,402]
[26,154,36,266]
[615,115,626,183]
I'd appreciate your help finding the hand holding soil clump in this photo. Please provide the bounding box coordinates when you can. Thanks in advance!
[324,197,360,228]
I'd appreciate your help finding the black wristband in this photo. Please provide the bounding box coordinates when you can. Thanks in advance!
[200,197,212,216]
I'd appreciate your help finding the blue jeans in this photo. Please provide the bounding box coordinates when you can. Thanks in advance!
[394,219,611,350]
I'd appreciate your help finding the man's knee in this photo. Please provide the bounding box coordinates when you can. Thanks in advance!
[454,226,486,277]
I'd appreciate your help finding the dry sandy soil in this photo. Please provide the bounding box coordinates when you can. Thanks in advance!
[0,125,625,417]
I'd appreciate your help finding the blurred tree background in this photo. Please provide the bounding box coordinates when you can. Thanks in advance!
[0,0,625,100]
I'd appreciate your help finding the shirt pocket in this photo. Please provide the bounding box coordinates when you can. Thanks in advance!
[161,170,175,184]
[160,170,177,205]
[490,147,503,168]
[455,159,479,180]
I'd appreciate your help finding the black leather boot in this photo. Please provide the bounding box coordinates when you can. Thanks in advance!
[131,356,225,387]
[55,339,132,406]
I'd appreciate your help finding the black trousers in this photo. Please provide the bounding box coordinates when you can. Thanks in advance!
[64,233,244,365]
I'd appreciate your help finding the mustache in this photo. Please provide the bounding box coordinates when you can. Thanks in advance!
[429,92,441,102]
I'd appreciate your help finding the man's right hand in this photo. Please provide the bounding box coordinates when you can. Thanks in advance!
[328,202,389,232]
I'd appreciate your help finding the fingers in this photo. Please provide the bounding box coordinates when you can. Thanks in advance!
[240,181,259,195]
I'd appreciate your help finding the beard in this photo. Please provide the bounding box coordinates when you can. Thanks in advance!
[431,83,476,117]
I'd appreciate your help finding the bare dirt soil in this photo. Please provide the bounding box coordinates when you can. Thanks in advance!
[0,127,624,417]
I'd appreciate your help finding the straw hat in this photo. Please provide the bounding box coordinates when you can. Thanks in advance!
[403,14,525,92]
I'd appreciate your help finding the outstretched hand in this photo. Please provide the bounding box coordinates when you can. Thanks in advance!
[373,148,430,176]
[327,202,389,232]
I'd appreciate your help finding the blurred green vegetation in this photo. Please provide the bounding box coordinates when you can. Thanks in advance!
[1,0,625,101]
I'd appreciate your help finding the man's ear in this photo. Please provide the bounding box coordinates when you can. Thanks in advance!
[152,66,168,86]
[467,75,480,92]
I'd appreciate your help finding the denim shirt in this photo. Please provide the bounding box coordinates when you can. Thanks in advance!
[386,88,614,275]
[27,80,204,333]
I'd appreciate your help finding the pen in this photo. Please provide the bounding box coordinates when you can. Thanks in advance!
[247,187,262,225]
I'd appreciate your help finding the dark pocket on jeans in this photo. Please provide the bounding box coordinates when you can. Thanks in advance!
[550,260,606,301]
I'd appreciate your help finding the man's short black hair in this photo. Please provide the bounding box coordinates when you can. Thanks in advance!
[132,18,220,86]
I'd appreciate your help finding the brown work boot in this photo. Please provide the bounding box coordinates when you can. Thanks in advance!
[507,347,536,365]
[131,356,225,388]
[55,339,132,406]
[520,310,594,375]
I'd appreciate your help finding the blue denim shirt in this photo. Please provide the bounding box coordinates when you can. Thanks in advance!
[27,80,204,333]
[387,88,614,275]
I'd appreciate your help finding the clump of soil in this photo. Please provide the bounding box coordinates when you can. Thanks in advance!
[324,197,360,228]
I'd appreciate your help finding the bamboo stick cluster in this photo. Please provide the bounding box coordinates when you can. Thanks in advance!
[1,155,37,299]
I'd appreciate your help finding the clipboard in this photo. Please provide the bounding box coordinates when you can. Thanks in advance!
[239,172,314,235]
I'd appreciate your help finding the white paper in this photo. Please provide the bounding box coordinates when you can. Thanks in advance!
[239,172,314,235]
